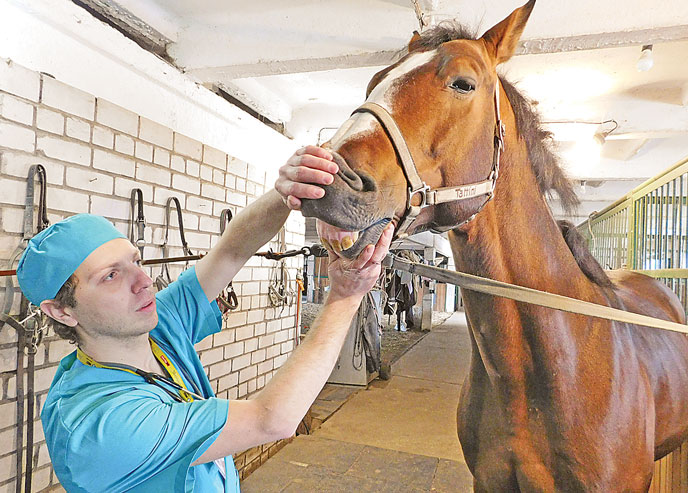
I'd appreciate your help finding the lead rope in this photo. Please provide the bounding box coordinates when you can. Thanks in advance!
[383,254,688,334]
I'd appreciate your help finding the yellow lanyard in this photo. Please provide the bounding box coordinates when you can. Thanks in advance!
[76,338,195,402]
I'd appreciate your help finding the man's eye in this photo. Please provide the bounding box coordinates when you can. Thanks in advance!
[104,271,116,281]
[135,259,142,267]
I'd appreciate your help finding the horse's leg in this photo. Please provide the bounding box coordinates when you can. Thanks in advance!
[474,477,520,493]
[472,479,489,493]
[459,319,524,491]
[457,320,487,470]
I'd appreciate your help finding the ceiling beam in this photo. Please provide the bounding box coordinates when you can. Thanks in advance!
[519,25,688,55]
[606,129,688,140]
[215,81,292,125]
[184,50,404,80]
[71,0,171,59]
[180,24,688,79]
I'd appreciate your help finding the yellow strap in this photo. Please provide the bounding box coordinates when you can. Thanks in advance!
[149,339,193,401]
[76,338,194,402]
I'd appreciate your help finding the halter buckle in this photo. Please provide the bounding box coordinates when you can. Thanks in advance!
[409,183,431,208]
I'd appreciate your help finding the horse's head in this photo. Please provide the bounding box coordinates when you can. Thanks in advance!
[301,0,536,258]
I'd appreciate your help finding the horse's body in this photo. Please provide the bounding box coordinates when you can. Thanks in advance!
[453,214,688,491]
[301,1,688,490]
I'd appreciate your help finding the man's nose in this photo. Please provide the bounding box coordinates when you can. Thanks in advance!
[132,265,153,292]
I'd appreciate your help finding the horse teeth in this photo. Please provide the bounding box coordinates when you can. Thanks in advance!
[341,236,354,250]
[331,239,342,252]
[352,231,359,243]
[321,238,332,251]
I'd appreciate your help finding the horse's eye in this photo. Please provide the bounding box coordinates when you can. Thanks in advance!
[450,78,475,94]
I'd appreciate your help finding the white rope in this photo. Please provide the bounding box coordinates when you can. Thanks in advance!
[383,254,688,335]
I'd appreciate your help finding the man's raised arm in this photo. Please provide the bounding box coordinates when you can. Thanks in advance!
[195,146,338,302]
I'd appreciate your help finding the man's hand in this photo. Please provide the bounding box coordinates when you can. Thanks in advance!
[275,146,339,210]
[326,223,393,302]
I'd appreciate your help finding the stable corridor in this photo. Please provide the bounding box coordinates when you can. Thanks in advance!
[242,312,475,492]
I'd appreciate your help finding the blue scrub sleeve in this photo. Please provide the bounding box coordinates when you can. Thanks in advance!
[155,266,222,344]
[62,390,229,492]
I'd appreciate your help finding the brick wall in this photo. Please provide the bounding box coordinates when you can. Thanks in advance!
[0,58,305,492]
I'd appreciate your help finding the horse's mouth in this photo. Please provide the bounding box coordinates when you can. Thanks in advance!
[318,217,393,259]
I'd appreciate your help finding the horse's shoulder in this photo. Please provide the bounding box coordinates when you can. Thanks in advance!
[606,270,686,324]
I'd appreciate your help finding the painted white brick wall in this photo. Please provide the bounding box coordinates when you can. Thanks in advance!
[37,135,90,167]
[140,118,173,150]
[0,94,34,126]
[0,60,305,492]
[93,149,136,177]
[0,59,40,103]
[65,117,91,142]
[92,125,114,149]
[41,77,95,121]
[95,99,138,136]
[36,108,64,135]
[174,133,203,161]
[0,121,35,152]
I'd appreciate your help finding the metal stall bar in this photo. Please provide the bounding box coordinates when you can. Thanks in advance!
[578,156,688,317]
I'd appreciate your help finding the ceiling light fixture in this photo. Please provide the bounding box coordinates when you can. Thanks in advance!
[543,119,618,142]
[593,120,619,146]
[637,44,654,72]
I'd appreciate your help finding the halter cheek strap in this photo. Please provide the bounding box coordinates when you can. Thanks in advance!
[352,81,505,237]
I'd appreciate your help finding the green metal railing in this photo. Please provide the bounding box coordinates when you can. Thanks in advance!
[577,156,688,314]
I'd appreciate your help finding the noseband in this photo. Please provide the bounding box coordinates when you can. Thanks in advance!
[352,82,505,237]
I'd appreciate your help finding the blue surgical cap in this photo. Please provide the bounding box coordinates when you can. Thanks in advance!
[17,214,126,305]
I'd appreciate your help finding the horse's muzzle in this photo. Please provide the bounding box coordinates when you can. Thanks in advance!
[300,151,392,258]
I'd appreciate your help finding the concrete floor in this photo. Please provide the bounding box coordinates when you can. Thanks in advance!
[242,311,475,492]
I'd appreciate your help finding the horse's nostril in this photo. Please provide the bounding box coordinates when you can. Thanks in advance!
[358,173,377,193]
[338,168,377,193]
[340,167,359,182]
[331,150,377,193]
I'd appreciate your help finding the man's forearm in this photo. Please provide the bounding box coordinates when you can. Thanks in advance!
[252,292,364,436]
[216,189,290,263]
[196,189,290,299]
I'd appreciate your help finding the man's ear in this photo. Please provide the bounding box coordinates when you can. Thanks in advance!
[40,300,78,327]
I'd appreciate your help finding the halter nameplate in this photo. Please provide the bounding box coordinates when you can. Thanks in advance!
[351,81,505,236]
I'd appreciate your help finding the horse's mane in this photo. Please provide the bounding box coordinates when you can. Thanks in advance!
[414,22,580,214]
[557,221,613,287]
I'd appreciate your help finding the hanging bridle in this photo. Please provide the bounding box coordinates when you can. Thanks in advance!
[351,81,505,237]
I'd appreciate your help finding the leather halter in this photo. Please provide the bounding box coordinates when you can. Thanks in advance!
[351,82,505,236]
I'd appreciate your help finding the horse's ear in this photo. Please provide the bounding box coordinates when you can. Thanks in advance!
[481,0,535,64]
[408,31,422,52]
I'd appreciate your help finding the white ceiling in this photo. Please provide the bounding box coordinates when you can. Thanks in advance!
[96,0,688,224]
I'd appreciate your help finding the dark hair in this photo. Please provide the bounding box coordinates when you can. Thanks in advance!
[49,274,80,344]
[557,220,612,287]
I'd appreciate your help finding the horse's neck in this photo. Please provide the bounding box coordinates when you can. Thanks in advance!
[448,149,598,381]
[450,157,576,291]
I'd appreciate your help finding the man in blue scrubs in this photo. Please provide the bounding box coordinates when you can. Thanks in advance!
[17,146,393,492]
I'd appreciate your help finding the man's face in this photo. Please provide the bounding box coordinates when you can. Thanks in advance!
[70,238,158,340]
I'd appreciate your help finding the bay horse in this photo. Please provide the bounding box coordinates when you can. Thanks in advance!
[302,1,688,490]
